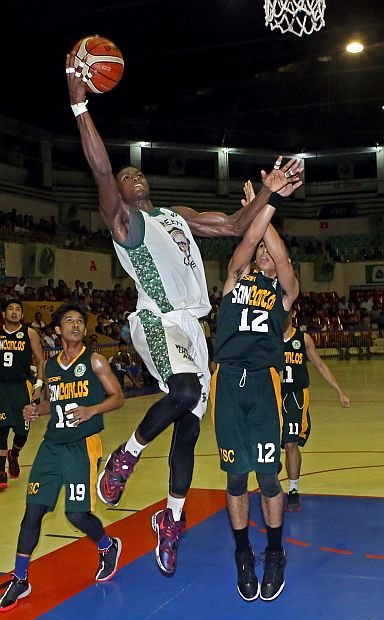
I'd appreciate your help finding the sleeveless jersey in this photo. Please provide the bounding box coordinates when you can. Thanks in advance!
[214,271,287,371]
[112,208,211,318]
[281,328,309,394]
[0,323,33,382]
[44,347,105,444]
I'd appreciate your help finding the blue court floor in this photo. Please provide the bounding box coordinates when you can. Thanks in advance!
[31,493,384,620]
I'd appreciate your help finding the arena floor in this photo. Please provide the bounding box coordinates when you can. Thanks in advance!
[1,359,383,619]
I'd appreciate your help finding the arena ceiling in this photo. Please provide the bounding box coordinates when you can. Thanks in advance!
[4,0,384,152]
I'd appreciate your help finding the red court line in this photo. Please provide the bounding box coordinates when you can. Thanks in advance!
[365,554,384,560]
[320,547,353,555]
[5,488,226,620]
[285,538,311,547]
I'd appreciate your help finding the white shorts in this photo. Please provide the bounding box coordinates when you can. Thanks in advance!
[129,308,210,420]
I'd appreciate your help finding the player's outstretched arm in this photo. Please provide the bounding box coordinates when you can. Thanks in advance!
[304,333,350,407]
[174,156,303,238]
[263,224,299,310]
[65,52,127,243]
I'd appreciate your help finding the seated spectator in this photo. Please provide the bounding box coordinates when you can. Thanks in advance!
[338,296,349,312]
[31,312,46,333]
[88,334,99,351]
[23,286,36,301]
[72,279,83,297]
[119,318,132,344]
[14,277,26,297]
[42,326,57,348]
[95,315,106,334]
[305,240,316,254]
[124,353,143,389]
[110,322,121,340]
[210,285,221,303]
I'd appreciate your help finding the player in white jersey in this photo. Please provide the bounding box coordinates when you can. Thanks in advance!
[66,51,302,576]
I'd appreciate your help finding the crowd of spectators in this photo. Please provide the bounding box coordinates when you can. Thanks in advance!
[294,291,384,333]
[2,205,384,262]
[0,277,139,348]
[2,275,384,361]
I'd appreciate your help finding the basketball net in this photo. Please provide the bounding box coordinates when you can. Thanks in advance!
[264,0,326,37]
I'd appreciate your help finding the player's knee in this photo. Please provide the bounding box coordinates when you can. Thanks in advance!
[20,504,47,530]
[177,412,200,444]
[13,434,28,449]
[168,373,201,412]
[65,511,91,530]
[227,473,248,497]
[256,473,282,498]
[284,442,298,453]
[0,426,9,451]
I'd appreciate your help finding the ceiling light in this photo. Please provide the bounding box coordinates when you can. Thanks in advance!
[346,41,364,54]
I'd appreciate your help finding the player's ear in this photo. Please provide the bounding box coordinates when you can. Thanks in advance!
[84,328,87,336]
[54,326,61,336]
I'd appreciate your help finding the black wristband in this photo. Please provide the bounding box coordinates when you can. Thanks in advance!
[267,192,284,209]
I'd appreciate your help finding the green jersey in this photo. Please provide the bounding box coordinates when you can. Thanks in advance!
[0,323,33,382]
[281,328,309,394]
[214,271,287,371]
[44,346,105,444]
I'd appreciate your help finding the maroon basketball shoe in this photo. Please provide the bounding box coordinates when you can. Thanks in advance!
[97,444,140,506]
[152,508,186,576]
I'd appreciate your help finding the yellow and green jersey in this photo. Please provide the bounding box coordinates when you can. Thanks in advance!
[281,328,309,394]
[214,271,287,371]
[44,347,105,443]
[0,323,33,382]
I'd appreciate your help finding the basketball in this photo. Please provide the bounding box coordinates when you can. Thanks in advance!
[70,35,124,94]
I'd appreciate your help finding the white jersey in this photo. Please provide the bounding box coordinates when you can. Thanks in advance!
[113,207,211,319]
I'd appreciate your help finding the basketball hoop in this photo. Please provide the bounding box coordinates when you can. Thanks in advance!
[264,0,326,37]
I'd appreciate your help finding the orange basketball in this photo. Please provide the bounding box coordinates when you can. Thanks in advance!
[70,35,124,94]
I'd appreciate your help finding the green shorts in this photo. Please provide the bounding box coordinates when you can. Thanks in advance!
[27,434,102,512]
[0,380,32,436]
[281,388,311,447]
[211,364,282,474]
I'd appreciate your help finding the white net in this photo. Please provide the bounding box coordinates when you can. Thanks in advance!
[264,0,326,37]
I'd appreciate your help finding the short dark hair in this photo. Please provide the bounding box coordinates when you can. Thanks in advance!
[52,304,88,327]
[3,298,23,312]
[114,164,144,179]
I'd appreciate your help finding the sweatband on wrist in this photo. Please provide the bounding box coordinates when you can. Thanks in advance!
[33,379,44,389]
[71,100,89,117]
[268,192,284,209]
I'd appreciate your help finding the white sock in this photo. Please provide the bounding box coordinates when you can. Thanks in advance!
[125,433,147,457]
[166,495,185,521]
[289,479,299,492]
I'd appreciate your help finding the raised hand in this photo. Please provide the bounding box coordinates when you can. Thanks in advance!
[241,180,255,207]
[65,50,88,105]
[261,156,304,194]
